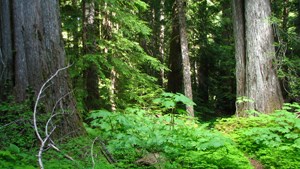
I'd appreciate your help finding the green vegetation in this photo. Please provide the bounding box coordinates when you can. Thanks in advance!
[1,0,300,168]
[87,107,252,168]
[1,95,300,168]
[216,103,300,168]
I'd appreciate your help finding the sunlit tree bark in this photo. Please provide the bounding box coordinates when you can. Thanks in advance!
[233,0,283,116]
[177,0,194,116]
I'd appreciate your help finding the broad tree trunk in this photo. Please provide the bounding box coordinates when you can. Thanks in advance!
[176,0,194,116]
[233,0,283,115]
[0,0,85,137]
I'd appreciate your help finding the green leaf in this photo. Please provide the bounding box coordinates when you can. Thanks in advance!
[100,122,111,131]
[153,98,163,104]
[162,100,176,109]
[161,92,175,97]
[8,144,20,154]
[294,138,300,148]
[89,109,111,119]
[295,120,300,129]
[174,93,196,106]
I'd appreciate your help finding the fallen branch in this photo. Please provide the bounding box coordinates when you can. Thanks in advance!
[0,119,24,130]
[91,137,98,169]
[98,138,117,164]
[90,137,116,168]
[33,65,72,169]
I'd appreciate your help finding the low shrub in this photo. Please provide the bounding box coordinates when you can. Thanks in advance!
[215,103,300,168]
[88,108,252,168]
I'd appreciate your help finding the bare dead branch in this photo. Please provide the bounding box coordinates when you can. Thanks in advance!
[33,65,72,143]
[48,143,74,161]
[91,137,98,169]
[0,119,24,130]
[51,92,71,115]
[37,126,56,169]
[45,113,63,138]
[90,136,116,168]
[33,65,72,169]
[98,138,117,164]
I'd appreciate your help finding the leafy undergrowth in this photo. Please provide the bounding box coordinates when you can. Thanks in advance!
[0,99,114,169]
[215,103,300,169]
[88,108,252,168]
[1,94,299,168]
[0,136,115,169]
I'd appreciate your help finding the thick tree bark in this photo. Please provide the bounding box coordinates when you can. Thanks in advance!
[0,0,13,99]
[176,0,194,116]
[233,0,247,114]
[1,0,85,137]
[167,2,183,94]
[233,0,283,115]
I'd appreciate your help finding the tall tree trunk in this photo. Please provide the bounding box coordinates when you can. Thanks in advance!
[233,0,283,116]
[82,0,101,111]
[233,0,246,114]
[0,0,13,99]
[167,2,183,93]
[158,0,166,87]
[109,68,117,111]
[146,0,166,87]
[0,0,85,137]
[198,54,209,105]
[194,0,210,109]
[176,0,194,116]
[101,2,118,111]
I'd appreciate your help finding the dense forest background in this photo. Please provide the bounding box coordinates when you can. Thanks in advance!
[0,0,300,168]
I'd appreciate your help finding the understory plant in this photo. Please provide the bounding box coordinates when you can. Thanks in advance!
[88,95,252,168]
[215,103,300,168]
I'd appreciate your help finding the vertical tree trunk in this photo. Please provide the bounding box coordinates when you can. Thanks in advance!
[82,0,101,111]
[167,2,183,93]
[176,0,194,116]
[146,0,166,87]
[198,55,209,105]
[233,0,283,115]
[232,0,247,114]
[158,0,166,87]
[194,0,210,109]
[245,0,283,114]
[101,2,118,111]
[0,0,13,99]
[1,0,85,137]
[109,68,117,111]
